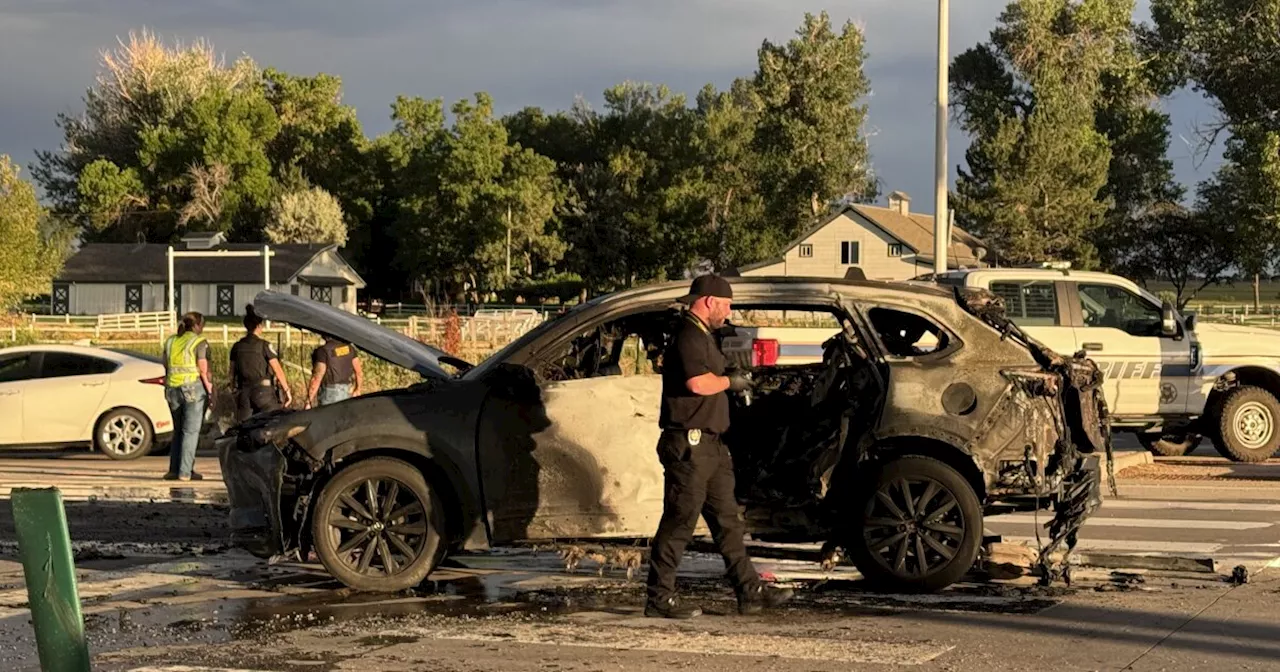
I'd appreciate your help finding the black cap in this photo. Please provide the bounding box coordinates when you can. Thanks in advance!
[677,274,733,304]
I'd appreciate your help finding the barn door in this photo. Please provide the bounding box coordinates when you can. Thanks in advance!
[51,284,69,315]
[217,285,234,316]
[125,284,142,313]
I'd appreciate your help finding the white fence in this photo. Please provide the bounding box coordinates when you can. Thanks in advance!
[9,309,548,352]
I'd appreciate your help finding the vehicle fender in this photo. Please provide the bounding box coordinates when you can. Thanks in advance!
[860,430,989,501]
[1201,363,1280,418]
[300,432,488,554]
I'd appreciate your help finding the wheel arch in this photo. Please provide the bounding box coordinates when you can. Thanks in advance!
[865,436,989,503]
[296,441,481,562]
[1206,366,1280,421]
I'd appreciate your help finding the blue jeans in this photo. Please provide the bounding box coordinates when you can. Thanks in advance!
[317,384,352,406]
[166,384,207,477]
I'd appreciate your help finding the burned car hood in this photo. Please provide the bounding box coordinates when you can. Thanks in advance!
[251,290,458,381]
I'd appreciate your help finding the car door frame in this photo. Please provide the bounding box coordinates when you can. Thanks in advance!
[1061,281,1194,420]
[0,351,41,444]
[22,351,118,445]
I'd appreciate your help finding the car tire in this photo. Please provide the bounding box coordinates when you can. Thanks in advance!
[95,408,154,461]
[312,457,447,592]
[1212,387,1280,463]
[846,455,983,593]
[1138,432,1201,457]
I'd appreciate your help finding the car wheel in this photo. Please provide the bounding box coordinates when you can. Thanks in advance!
[1138,432,1201,457]
[1212,387,1280,463]
[95,409,154,461]
[846,456,983,593]
[312,457,446,592]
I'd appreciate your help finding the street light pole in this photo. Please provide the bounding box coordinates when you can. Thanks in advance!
[933,0,950,277]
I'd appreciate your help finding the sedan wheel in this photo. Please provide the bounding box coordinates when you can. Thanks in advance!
[847,456,982,593]
[96,409,154,461]
[312,457,446,591]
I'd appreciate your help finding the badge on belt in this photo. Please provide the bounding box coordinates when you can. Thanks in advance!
[687,429,702,446]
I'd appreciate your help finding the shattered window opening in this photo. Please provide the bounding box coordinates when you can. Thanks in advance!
[868,308,950,357]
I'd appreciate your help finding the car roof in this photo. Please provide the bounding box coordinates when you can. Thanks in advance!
[589,275,954,307]
[0,343,147,363]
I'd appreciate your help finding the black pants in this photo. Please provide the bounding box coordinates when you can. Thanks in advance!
[235,386,281,423]
[646,430,758,603]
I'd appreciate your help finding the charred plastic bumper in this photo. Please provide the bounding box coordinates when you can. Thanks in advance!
[216,422,293,559]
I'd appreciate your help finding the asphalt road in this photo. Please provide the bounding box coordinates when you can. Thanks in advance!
[4,445,1280,670]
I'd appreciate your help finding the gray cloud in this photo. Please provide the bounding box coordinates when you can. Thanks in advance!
[0,0,1222,211]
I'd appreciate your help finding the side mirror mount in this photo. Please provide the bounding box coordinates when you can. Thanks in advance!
[1161,301,1178,337]
[1184,312,1198,333]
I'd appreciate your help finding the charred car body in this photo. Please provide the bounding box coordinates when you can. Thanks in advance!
[219,277,1107,593]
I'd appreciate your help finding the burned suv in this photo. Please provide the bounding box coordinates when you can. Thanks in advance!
[219,277,1107,593]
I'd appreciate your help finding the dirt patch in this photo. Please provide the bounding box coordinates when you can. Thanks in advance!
[0,500,227,549]
[1117,462,1280,482]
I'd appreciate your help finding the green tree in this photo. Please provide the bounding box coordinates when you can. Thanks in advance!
[753,12,876,236]
[33,29,276,242]
[266,186,348,245]
[951,0,1123,266]
[1195,125,1280,307]
[391,93,565,301]
[0,157,65,310]
[1109,201,1236,308]
[263,69,371,223]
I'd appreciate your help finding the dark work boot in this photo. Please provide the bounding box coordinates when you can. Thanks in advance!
[737,583,794,615]
[645,596,702,619]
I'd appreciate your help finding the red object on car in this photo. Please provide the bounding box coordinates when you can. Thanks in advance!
[752,339,779,367]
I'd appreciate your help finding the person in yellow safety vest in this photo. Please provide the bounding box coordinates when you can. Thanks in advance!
[163,312,213,481]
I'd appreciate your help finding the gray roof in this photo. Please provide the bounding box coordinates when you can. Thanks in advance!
[55,243,355,285]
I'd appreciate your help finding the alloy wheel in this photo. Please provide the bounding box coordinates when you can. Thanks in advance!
[101,415,147,457]
[862,477,965,578]
[326,477,430,577]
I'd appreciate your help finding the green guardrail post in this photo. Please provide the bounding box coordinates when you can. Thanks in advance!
[11,487,91,672]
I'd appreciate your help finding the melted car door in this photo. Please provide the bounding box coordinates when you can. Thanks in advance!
[475,345,668,542]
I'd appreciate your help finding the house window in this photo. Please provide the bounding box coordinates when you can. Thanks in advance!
[216,285,234,317]
[311,285,333,304]
[798,244,814,258]
[51,283,69,315]
[124,284,142,313]
[840,241,860,265]
[888,243,904,257]
[341,286,350,304]
[291,284,300,296]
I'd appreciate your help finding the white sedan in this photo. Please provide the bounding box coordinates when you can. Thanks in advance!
[0,345,174,460]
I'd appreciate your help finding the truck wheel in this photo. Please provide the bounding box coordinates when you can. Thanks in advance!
[846,456,983,593]
[1212,387,1280,463]
[1137,432,1201,457]
[312,457,447,592]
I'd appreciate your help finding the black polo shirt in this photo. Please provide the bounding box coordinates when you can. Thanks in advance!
[313,338,357,385]
[660,314,730,434]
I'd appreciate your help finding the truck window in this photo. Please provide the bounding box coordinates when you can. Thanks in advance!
[990,281,1059,327]
[1077,284,1163,337]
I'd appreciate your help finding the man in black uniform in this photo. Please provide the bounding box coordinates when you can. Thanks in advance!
[229,305,293,422]
[645,274,794,619]
[306,334,362,408]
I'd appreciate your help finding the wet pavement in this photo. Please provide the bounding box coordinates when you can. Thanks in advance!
[6,445,1280,669]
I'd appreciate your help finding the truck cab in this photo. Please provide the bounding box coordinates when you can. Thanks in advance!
[930,265,1280,462]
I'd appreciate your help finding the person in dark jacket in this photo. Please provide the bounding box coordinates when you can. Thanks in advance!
[229,305,293,422]
[306,334,363,408]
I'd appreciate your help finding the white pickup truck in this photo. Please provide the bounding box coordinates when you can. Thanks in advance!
[724,268,1280,462]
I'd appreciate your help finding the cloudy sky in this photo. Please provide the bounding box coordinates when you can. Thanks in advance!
[0,0,1224,210]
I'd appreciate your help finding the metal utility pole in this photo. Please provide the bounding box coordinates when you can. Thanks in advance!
[933,0,950,277]
[505,205,512,280]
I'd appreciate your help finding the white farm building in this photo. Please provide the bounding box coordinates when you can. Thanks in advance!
[52,232,366,317]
